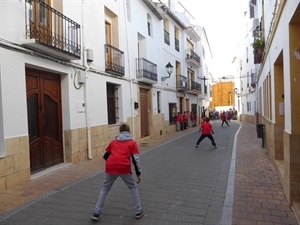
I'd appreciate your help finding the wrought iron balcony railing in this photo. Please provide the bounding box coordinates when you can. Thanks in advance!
[136,58,157,84]
[24,0,81,60]
[176,75,188,91]
[190,80,201,92]
[105,44,125,76]
[186,48,201,67]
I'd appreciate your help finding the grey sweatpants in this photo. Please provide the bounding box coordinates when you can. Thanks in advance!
[94,173,142,214]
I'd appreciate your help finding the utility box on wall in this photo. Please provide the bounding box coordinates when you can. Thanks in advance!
[86,49,93,63]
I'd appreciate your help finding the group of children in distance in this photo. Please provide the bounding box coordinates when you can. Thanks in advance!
[175,111,197,131]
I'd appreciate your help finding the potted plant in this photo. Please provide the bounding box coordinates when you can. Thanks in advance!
[251,38,265,54]
[251,38,265,64]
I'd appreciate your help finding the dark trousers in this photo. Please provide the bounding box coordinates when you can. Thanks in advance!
[180,122,184,131]
[196,134,216,147]
[221,120,230,127]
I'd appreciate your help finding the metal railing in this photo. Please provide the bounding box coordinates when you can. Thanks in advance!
[105,44,125,76]
[136,58,157,82]
[186,48,200,64]
[25,0,81,59]
[190,80,201,91]
[176,75,188,90]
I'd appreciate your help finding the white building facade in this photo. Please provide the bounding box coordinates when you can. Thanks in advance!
[236,0,261,123]
[0,0,212,191]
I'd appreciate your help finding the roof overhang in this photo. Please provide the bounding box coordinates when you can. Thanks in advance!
[142,0,164,20]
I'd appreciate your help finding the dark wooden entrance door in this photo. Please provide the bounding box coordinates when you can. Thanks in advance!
[26,68,63,173]
[140,88,149,138]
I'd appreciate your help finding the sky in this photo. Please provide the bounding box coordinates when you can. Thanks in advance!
[178,0,246,78]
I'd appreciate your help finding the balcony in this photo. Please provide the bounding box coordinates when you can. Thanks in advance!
[105,44,125,76]
[186,48,201,68]
[22,0,81,61]
[136,58,157,84]
[186,80,201,95]
[176,75,188,91]
[185,26,200,42]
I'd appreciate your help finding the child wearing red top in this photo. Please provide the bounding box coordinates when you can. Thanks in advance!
[195,118,217,149]
[92,124,145,221]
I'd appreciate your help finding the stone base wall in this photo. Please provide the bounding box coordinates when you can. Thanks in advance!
[151,113,175,137]
[260,116,300,223]
[0,136,30,191]
[64,124,110,163]
[240,114,255,123]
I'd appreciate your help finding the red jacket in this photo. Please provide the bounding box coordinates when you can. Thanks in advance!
[221,113,227,121]
[176,114,183,122]
[183,113,188,122]
[104,132,140,175]
[201,122,213,135]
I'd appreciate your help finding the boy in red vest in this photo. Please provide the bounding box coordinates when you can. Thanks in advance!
[195,118,217,149]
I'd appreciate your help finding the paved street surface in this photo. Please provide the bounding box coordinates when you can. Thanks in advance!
[0,121,298,225]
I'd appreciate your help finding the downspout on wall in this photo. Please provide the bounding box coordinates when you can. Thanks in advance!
[81,0,92,159]
[123,0,135,138]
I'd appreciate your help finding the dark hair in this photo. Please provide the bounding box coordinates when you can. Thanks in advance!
[205,118,210,122]
[119,123,130,132]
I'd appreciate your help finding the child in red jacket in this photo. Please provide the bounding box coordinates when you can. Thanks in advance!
[92,123,145,221]
[195,118,217,149]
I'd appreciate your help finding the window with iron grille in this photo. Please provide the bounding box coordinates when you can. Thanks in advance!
[107,83,119,125]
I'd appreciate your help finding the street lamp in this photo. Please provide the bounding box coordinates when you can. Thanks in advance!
[161,62,173,81]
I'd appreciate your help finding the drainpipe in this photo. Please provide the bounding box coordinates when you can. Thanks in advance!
[82,0,92,159]
[84,56,92,160]
[123,1,135,138]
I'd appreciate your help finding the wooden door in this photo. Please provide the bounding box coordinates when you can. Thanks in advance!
[140,89,149,138]
[186,98,190,112]
[30,0,52,45]
[105,22,112,63]
[26,68,63,173]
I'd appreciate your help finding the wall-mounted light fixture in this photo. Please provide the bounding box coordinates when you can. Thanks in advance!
[161,62,173,81]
